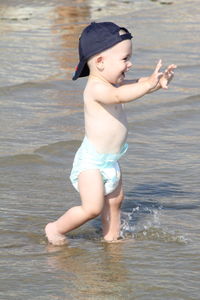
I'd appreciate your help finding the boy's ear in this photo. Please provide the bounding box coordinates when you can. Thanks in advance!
[95,55,104,71]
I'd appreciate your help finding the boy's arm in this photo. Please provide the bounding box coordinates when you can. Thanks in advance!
[138,63,177,92]
[95,60,163,105]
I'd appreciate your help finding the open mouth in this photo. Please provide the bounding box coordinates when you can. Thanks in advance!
[122,72,126,81]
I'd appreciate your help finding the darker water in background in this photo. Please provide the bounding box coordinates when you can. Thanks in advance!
[0,0,200,299]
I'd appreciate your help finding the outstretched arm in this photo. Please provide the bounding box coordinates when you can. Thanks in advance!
[138,60,177,92]
[93,60,164,105]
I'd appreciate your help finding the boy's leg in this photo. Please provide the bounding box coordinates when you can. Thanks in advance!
[45,169,105,245]
[101,177,124,242]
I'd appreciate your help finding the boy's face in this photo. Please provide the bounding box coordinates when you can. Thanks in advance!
[103,39,132,85]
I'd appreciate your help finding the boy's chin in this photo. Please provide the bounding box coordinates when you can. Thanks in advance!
[117,74,125,84]
[110,74,125,85]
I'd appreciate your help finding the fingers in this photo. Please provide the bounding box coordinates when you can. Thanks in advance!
[164,64,177,74]
[150,60,176,90]
[169,64,177,70]
[155,59,162,73]
[159,63,177,72]
[153,59,163,84]
[157,62,177,90]
[164,63,177,78]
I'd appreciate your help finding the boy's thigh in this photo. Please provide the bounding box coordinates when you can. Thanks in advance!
[78,169,105,212]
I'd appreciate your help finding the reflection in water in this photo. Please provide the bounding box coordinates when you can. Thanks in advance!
[0,5,52,32]
[52,1,90,79]
[46,241,129,298]
[0,1,91,85]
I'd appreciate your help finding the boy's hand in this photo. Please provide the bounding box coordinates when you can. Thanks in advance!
[146,60,177,92]
[148,59,164,90]
[159,64,177,89]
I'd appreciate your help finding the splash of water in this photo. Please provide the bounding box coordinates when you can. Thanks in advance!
[120,205,188,244]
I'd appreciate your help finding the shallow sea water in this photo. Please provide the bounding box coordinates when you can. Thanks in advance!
[0,0,200,299]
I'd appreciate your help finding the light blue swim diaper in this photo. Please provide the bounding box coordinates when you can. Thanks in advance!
[70,136,128,195]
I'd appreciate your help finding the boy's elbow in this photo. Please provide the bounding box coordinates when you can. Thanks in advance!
[114,86,130,103]
[114,93,124,104]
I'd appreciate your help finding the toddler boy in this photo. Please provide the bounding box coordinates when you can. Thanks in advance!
[45,22,176,245]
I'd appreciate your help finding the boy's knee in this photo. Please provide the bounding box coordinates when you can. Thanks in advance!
[106,190,124,207]
[83,206,102,219]
[116,194,124,206]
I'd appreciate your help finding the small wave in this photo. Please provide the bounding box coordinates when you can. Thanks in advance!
[0,140,81,167]
[0,80,53,94]
[34,140,81,165]
[182,94,200,102]
[35,140,81,156]
[0,153,45,167]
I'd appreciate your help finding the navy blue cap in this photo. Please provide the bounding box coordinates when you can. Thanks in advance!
[72,22,133,80]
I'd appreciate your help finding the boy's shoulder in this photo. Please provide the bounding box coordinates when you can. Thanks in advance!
[84,81,103,106]
[84,78,115,103]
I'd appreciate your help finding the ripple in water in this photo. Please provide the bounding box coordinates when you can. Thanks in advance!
[120,205,188,244]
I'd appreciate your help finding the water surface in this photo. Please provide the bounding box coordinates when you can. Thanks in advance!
[0,0,200,299]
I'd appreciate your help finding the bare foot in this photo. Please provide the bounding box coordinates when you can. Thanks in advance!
[103,236,133,243]
[103,236,122,243]
[45,222,68,246]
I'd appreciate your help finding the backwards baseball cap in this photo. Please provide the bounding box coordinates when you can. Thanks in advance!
[72,22,133,80]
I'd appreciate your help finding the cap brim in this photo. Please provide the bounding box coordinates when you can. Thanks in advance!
[72,59,89,80]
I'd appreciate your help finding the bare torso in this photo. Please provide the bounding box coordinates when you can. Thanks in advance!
[84,81,128,154]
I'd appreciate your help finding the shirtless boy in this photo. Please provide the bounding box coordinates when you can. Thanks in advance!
[45,22,176,245]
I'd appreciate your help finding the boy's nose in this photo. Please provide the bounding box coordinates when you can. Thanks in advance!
[127,61,132,70]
